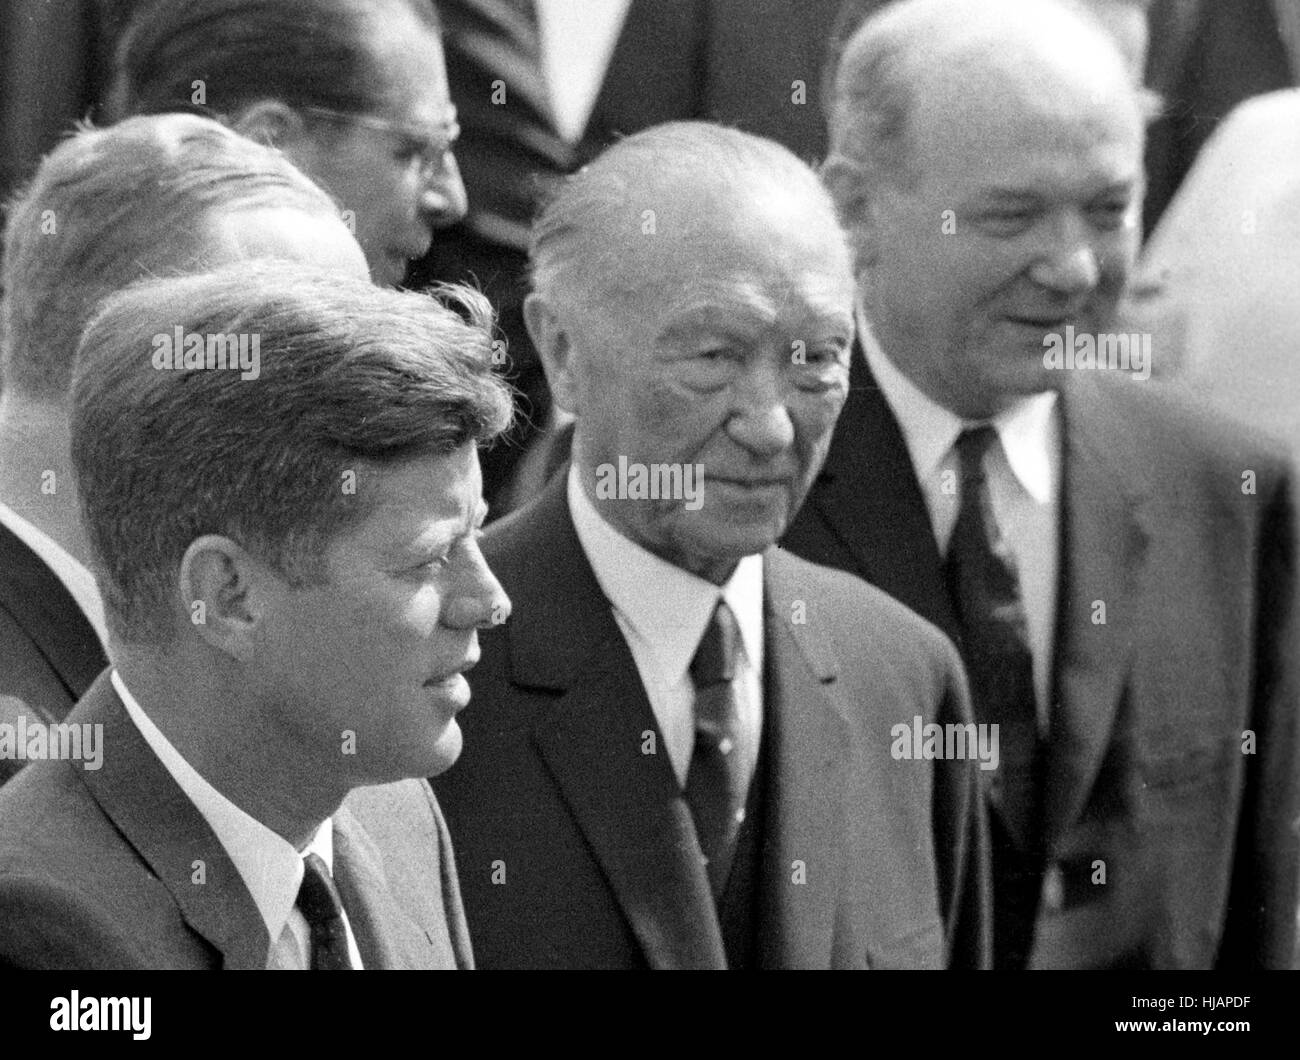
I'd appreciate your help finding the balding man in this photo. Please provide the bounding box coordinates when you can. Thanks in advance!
[433,121,990,969]
[0,114,367,777]
[784,0,1299,968]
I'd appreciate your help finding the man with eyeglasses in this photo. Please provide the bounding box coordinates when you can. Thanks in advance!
[108,0,468,288]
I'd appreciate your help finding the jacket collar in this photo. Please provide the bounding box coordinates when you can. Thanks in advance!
[72,673,270,969]
[0,521,106,715]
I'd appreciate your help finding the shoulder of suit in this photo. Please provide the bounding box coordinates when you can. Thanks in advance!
[0,872,150,969]
[1073,373,1295,484]
[0,758,185,969]
[768,547,959,661]
[0,751,96,856]
[342,777,441,830]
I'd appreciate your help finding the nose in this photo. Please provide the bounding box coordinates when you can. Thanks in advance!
[1029,211,1101,296]
[442,544,511,630]
[420,152,468,228]
[725,360,796,458]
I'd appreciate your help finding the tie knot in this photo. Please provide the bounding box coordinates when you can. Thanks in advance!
[690,600,740,687]
[953,424,1000,484]
[298,852,345,929]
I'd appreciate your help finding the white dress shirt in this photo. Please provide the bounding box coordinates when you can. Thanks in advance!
[0,500,108,650]
[862,321,1061,728]
[112,671,364,969]
[536,0,632,143]
[567,467,764,788]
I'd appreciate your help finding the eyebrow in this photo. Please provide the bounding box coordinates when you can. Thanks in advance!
[656,317,765,348]
[654,293,856,344]
[971,190,1043,207]
[971,179,1139,206]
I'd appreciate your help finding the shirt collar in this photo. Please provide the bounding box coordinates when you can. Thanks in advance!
[859,306,1058,503]
[111,669,332,950]
[567,466,764,685]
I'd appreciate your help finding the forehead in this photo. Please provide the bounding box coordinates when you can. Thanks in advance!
[905,48,1144,199]
[337,448,482,547]
[605,182,854,317]
[367,16,453,125]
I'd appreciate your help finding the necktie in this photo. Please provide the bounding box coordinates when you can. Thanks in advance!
[686,600,747,899]
[943,425,1045,966]
[297,853,354,970]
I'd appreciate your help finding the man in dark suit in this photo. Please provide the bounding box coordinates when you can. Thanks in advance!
[434,121,990,969]
[0,113,369,776]
[0,261,514,968]
[785,0,1299,968]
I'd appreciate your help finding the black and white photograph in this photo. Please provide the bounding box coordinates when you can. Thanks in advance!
[0,0,1296,1043]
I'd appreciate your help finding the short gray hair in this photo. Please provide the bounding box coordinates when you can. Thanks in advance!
[71,261,513,645]
[1,113,339,400]
[822,0,1158,223]
[530,120,845,309]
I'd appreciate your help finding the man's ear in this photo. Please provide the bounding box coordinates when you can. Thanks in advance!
[232,99,306,150]
[177,535,275,663]
[523,293,580,415]
[819,156,880,271]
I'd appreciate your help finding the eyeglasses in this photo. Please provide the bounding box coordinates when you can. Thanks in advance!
[300,105,460,181]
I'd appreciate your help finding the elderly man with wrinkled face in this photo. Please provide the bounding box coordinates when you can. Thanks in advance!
[433,120,991,970]
[783,0,1300,969]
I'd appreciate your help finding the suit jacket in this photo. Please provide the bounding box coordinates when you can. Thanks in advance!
[0,671,474,969]
[428,0,844,256]
[0,522,107,784]
[1142,0,1300,235]
[433,473,990,969]
[782,351,1300,968]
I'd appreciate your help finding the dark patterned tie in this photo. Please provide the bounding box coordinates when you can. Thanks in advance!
[686,600,747,899]
[297,853,354,970]
[944,425,1045,967]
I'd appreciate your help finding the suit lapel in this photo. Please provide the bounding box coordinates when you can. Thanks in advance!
[758,552,850,969]
[806,350,960,642]
[581,0,705,156]
[0,522,107,715]
[332,806,436,970]
[505,478,725,969]
[1042,377,1151,849]
[74,674,269,969]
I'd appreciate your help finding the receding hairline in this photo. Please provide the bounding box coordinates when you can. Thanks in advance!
[830,0,1141,166]
[0,112,341,399]
[532,124,848,306]
[839,0,1133,79]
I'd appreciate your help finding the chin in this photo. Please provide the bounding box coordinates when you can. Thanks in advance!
[358,721,464,785]
[1010,365,1060,396]
[681,529,776,577]
[423,720,464,778]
